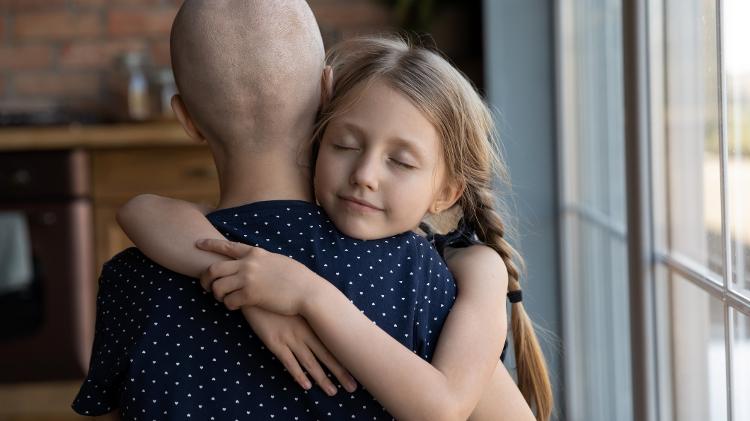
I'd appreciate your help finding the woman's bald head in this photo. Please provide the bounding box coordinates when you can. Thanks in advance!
[170,0,325,150]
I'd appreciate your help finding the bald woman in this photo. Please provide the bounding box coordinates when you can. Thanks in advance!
[74,1,534,420]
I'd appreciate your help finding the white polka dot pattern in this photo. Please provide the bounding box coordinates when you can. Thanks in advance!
[72,201,456,420]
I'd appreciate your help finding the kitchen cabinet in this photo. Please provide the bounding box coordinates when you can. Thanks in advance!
[91,146,218,269]
[0,123,218,420]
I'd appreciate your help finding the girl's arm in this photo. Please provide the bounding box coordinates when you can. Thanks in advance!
[201,240,534,421]
[116,194,226,278]
[116,194,356,396]
[301,245,522,421]
[469,361,536,421]
[120,196,533,419]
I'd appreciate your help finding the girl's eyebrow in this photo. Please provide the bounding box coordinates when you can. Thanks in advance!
[339,121,367,139]
[388,137,426,161]
[340,121,428,160]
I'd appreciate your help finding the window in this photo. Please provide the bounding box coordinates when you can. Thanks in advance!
[557,1,633,420]
[558,0,750,420]
[651,0,750,420]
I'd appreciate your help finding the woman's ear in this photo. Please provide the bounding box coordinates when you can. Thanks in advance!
[429,180,465,215]
[171,94,206,143]
[319,65,333,109]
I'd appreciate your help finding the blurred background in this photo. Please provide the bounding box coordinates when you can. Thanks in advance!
[0,0,748,420]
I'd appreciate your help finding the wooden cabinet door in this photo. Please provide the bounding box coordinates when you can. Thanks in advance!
[91,146,219,268]
[93,205,133,272]
[92,146,219,203]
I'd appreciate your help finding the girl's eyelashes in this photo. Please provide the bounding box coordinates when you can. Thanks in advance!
[389,158,417,170]
[390,151,420,169]
[328,137,419,169]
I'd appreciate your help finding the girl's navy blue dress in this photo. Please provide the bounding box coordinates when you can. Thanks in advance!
[73,201,458,420]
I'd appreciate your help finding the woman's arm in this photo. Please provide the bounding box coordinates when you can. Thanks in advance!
[200,240,533,421]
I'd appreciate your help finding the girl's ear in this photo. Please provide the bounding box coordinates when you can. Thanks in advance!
[171,94,206,143]
[428,180,464,214]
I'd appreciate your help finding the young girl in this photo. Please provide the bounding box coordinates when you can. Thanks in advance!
[119,36,551,420]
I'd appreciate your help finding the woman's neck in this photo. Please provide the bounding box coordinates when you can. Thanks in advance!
[213,149,314,210]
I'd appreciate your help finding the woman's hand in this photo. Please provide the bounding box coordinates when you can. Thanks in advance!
[195,238,319,316]
[240,307,358,396]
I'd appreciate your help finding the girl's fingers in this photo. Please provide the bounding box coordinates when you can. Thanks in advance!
[200,260,240,291]
[221,285,253,310]
[292,346,338,396]
[196,239,254,259]
[273,346,313,391]
[305,337,358,393]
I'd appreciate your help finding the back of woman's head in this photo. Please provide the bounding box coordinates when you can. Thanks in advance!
[171,0,324,151]
[316,35,553,420]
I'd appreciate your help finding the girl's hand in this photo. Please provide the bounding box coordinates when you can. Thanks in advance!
[195,239,358,396]
[195,238,315,316]
[240,307,358,396]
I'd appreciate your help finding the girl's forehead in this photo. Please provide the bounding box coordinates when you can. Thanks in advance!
[335,78,394,113]
[335,80,429,128]
[332,89,438,147]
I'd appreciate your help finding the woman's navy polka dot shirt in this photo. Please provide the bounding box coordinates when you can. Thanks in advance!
[72,200,457,420]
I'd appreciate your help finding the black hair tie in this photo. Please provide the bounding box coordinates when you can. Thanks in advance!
[507,290,523,303]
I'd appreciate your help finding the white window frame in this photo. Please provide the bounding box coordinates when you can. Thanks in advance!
[626,0,750,420]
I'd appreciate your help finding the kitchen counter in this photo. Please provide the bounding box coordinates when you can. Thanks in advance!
[0,121,193,151]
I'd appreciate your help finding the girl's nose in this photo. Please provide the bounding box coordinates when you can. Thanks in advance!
[350,155,380,191]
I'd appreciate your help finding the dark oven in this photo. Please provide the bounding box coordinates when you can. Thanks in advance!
[0,150,95,382]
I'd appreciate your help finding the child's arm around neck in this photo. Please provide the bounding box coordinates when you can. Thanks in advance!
[116,193,358,396]
[117,195,536,419]
[116,193,227,277]
[295,244,534,420]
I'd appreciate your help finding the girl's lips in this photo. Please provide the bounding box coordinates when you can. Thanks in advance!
[339,195,383,212]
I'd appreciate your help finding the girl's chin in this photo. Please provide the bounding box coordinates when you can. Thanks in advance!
[332,218,384,241]
[337,226,381,241]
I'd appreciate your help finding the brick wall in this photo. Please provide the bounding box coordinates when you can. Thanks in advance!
[0,0,396,118]
[0,0,481,120]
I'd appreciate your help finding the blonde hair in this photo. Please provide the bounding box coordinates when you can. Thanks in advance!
[314,35,553,420]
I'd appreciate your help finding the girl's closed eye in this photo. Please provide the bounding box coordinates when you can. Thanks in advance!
[333,143,359,151]
[330,136,360,151]
[389,151,420,170]
[389,157,417,170]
